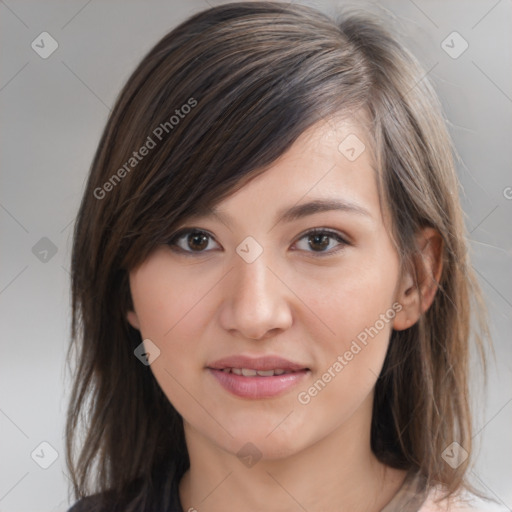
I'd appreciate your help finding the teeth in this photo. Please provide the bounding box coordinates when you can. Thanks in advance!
[222,368,293,376]
[256,370,275,377]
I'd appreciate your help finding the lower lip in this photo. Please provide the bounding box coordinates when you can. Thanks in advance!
[207,368,310,399]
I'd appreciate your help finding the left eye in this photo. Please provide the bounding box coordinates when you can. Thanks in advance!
[167,228,349,256]
[293,228,349,255]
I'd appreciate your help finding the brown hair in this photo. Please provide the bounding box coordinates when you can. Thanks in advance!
[65,2,491,510]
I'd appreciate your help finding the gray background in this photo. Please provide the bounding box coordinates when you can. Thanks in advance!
[0,0,511,510]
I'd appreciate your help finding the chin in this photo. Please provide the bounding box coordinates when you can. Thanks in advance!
[219,422,310,461]
[222,435,302,463]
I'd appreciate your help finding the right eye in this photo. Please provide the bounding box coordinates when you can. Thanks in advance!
[167,228,220,254]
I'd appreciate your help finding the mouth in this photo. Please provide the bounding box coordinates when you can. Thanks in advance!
[206,354,311,399]
[207,354,310,373]
[214,367,305,377]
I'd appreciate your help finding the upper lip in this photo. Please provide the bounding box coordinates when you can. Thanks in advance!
[207,355,310,372]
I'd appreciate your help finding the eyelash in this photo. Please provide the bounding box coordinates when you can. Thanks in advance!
[166,227,350,257]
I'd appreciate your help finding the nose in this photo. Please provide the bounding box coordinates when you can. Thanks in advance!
[218,249,293,340]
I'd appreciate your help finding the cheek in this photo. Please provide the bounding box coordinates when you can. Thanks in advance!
[128,266,200,411]
[129,265,212,422]
[296,246,399,398]
[295,286,396,431]
[130,256,213,343]
[301,251,398,347]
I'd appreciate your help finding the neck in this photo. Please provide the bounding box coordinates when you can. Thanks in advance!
[178,394,407,512]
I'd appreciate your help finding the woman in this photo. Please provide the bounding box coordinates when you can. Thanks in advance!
[65,2,501,511]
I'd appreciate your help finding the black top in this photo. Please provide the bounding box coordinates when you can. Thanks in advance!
[67,468,429,512]
[67,471,184,512]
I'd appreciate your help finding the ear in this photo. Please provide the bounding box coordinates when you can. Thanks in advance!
[127,310,141,330]
[393,227,443,331]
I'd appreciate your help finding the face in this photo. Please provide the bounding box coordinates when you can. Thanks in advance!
[127,118,406,461]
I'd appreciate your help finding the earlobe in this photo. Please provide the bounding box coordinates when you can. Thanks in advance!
[127,310,140,330]
[393,227,443,331]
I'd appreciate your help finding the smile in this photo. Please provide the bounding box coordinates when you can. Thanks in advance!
[207,367,310,399]
[219,368,299,376]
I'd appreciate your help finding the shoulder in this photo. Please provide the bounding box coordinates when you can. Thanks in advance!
[66,484,184,512]
[419,487,510,512]
[66,466,184,512]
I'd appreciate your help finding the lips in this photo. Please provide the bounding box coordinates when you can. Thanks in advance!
[219,368,293,376]
[207,355,309,373]
[206,354,311,399]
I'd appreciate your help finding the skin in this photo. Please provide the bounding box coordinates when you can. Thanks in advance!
[127,117,443,512]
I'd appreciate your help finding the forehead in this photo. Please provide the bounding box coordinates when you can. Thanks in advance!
[190,117,383,228]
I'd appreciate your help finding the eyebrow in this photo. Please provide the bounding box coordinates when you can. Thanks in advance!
[272,198,372,224]
[197,198,372,227]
